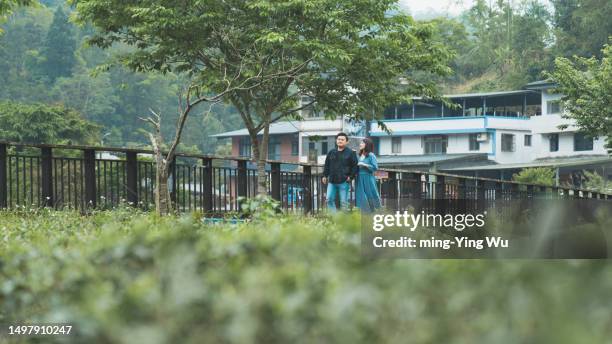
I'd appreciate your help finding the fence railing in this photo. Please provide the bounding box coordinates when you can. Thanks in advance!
[0,141,610,214]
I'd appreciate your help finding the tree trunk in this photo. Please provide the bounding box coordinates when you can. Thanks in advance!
[252,123,270,196]
[149,132,173,216]
[154,157,173,216]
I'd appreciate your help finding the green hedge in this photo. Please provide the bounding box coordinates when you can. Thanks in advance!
[1,208,612,343]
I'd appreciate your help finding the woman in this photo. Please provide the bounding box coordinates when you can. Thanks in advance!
[355,138,382,213]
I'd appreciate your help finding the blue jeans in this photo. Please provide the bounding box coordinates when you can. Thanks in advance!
[327,182,350,212]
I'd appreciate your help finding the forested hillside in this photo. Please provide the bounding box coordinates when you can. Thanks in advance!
[0,0,610,150]
[0,0,241,153]
[423,0,611,92]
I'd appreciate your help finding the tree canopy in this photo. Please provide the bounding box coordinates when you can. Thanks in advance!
[549,42,612,151]
[0,100,101,145]
[72,0,454,193]
[512,167,556,186]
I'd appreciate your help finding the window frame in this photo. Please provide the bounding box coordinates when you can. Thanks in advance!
[291,135,299,156]
[391,137,402,154]
[547,100,562,115]
[423,135,447,155]
[501,133,515,152]
[524,134,532,147]
[239,136,251,157]
[549,133,559,152]
[574,133,593,151]
[468,133,480,151]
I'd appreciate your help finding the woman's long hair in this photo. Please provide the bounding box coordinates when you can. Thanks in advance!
[359,138,374,156]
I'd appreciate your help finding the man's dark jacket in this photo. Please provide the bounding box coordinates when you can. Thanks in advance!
[323,147,359,184]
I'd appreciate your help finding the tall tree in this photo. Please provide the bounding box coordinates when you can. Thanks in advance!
[548,42,612,151]
[511,0,551,79]
[0,7,52,101]
[551,0,612,59]
[73,0,453,196]
[41,6,76,82]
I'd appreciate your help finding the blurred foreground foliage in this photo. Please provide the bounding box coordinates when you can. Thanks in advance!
[1,208,612,343]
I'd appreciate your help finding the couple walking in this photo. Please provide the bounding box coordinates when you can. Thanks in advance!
[322,132,381,213]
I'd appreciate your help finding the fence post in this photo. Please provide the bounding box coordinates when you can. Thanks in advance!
[302,165,313,214]
[435,175,445,199]
[411,173,422,199]
[169,156,177,206]
[41,147,53,207]
[387,171,398,210]
[457,177,466,199]
[83,149,97,208]
[271,162,281,201]
[476,179,485,200]
[202,158,213,213]
[0,144,6,208]
[237,160,247,198]
[510,183,520,199]
[494,181,503,201]
[526,185,534,198]
[125,151,138,207]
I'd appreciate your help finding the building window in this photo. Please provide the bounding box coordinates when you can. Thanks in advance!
[268,136,281,160]
[524,134,532,147]
[574,133,593,151]
[372,137,380,155]
[549,133,559,152]
[423,135,447,154]
[383,106,397,120]
[547,100,562,114]
[469,133,480,151]
[302,137,334,156]
[391,137,402,153]
[239,137,251,157]
[321,141,328,155]
[308,141,316,155]
[291,135,299,156]
[501,134,515,152]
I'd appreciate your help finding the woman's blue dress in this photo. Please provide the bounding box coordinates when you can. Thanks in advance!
[355,153,382,212]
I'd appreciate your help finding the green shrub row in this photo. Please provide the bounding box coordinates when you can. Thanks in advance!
[1,209,612,343]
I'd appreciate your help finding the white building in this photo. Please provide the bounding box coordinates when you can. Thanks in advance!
[212,81,612,187]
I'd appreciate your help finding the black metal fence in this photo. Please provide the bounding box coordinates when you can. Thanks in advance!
[0,141,610,214]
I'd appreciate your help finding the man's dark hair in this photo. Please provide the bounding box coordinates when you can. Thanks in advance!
[336,132,349,141]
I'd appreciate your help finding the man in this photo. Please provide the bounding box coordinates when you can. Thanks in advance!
[322,132,358,212]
